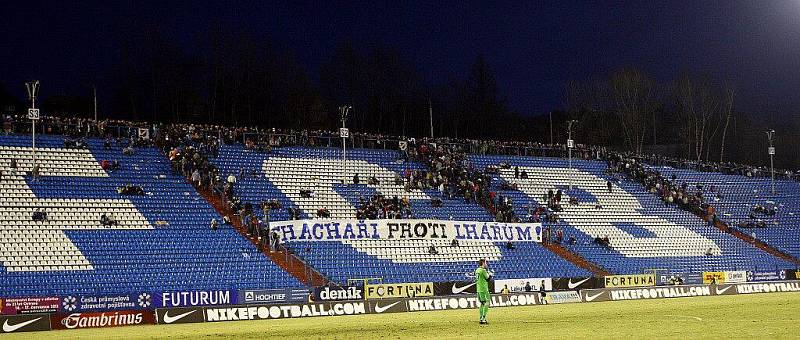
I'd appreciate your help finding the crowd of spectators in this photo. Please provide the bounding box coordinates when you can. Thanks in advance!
[356,194,413,220]
[606,153,717,221]
[117,184,144,195]
[5,112,800,182]
[639,153,799,181]
[6,113,800,239]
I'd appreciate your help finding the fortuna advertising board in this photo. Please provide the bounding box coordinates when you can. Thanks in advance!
[269,219,542,243]
[603,274,656,288]
[364,282,434,299]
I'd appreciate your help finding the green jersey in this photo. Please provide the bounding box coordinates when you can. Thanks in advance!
[475,267,490,293]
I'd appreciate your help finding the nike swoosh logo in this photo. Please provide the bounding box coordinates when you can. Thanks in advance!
[162,310,195,324]
[584,292,605,302]
[715,286,733,295]
[374,301,401,313]
[568,277,591,289]
[2,317,42,332]
[452,282,477,294]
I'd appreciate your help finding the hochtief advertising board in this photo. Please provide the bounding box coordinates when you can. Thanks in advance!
[52,310,155,330]
[239,289,309,304]
[364,282,434,299]
[603,274,656,288]
[0,313,52,333]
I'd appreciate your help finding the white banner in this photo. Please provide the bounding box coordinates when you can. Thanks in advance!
[493,278,552,293]
[269,219,542,243]
[724,271,747,283]
[543,291,581,304]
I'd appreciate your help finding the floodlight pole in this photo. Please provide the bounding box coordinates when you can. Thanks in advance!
[429,97,434,138]
[567,120,578,191]
[340,106,352,182]
[93,85,98,121]
[25,81,40,172]
[549,111,554,146]
[766,130,775,195]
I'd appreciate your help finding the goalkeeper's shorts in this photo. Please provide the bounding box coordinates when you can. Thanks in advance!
[477,291,490,304]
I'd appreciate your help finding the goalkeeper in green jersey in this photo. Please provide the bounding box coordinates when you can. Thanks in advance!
[475,258,492,324]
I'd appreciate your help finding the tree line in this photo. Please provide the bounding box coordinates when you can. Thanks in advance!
[565,68,800,169]
[1,24,798,169]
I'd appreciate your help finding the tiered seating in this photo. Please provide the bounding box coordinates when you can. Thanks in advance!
[0,135,301,297]
[469,155,795,278]
[211,145,590,283]
[645,165,800,258]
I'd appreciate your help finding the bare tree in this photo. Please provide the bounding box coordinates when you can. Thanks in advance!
[718,86,735,162]
[609,69,657,154]
[674,75,725,162]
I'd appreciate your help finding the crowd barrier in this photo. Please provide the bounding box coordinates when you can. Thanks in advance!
[1,274,798,333]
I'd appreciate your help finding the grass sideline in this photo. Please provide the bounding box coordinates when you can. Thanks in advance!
[10,292,799,340]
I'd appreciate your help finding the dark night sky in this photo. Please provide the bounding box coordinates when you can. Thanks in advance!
[2,1,799,116]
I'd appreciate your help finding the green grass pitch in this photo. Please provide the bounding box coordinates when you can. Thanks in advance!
[10,292,799,339]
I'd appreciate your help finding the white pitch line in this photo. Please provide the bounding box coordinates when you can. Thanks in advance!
[664,314,703,322]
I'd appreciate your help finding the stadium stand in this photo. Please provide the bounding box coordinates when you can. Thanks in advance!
[209,145,592,283]
[1,120,796,296]
[468,155,796,278]
[0,134,302,297]
[647,165,800,258]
